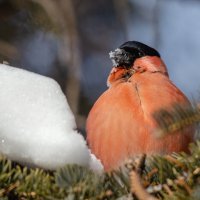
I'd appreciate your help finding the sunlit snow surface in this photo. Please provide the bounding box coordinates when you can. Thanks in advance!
[0,64,103,171]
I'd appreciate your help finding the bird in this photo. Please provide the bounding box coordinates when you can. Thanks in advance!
[86,41,194,171]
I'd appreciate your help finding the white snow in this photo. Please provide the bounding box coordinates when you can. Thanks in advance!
[0,63,103,171]
[89,151,104,173]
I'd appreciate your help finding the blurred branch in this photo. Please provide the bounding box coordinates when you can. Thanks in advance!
[113,0,129,40]
[31,0,81,123]
[153,104,198,137]
[56,0,81,115]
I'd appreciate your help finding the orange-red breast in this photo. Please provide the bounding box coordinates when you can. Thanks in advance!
[86,41,194,171]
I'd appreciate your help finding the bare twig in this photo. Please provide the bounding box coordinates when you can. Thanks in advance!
[127,155,159,200]
[130,170,158,200]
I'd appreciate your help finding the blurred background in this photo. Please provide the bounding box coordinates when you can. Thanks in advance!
[0,0,200,134]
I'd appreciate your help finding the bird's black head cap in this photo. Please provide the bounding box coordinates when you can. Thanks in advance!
[109,41,160,68]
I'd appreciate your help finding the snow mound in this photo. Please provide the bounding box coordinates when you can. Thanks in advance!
[89,152,104,173]
[0,64,95,170]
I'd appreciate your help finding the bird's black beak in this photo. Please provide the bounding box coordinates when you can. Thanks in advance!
[109,48,134,69]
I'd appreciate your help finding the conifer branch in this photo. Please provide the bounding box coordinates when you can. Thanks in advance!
[153,104,198,137]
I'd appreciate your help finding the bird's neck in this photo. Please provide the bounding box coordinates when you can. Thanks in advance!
[107,56,169,87]
[133,56,169,76]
